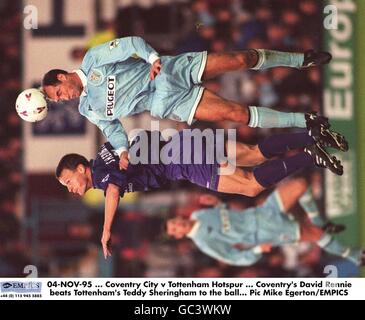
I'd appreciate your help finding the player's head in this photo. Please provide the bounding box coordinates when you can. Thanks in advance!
[56,153,92,196]
[42,69,83,102]
[165,217,194,239]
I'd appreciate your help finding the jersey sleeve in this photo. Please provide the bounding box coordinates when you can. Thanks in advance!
[88,117,129,152]
[97,170,126,198]
[104,172,126,198]
[86,36,159,66]
[94,143,127,197]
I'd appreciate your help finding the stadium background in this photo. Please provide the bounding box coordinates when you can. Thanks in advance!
[0,0,363,277]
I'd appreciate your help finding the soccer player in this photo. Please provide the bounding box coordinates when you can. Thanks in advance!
[55,129,344,257]
[166,179,365,267]
[41,36,342,170]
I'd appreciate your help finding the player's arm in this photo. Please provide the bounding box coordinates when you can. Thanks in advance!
[101,182,121,259]
[88,36,160,67]
[92,118,130,170]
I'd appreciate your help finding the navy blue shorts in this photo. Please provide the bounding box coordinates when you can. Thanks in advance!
[165,162,220,191]
[159,130,223,191]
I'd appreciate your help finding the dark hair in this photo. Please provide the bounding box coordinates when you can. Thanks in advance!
[42,69,68,87]
[56,153,90,178]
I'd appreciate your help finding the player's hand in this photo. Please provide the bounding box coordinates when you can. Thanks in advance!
[119,151,129,170]
[101,229,112,259]
[150,59,162,80]
[260,243,273,253]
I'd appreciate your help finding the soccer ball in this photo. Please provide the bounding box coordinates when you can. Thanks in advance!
[15,88,48,122]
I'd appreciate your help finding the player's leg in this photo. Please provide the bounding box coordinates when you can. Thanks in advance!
[216,167,265,197]
[252,152,315,193]
[202,50,258,80]
[299,187,346,233]
[254,138,344,185]
[276,178,309,213]
[298,213,363,265]
[195,89,309,128]
[202,49,332,80]
[228,132,315,167]
[226,141,266,167]
[257,132,314,159]
[195,90,347,143]
[316,229,363,266]
[299,214,324,242]
[171,85,348,151]
[297,191,362,264]
[194,89,249,123]
[217,152,314,197]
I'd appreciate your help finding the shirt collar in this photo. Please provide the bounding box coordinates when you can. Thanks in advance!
[73,69,88,96]
[187,220,200,238]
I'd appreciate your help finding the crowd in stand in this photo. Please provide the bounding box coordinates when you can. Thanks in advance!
[0,1,29,276]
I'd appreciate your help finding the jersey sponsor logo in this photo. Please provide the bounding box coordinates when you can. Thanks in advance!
[106,76,116,117]
[99,144,117,165]
[109,39,120,50]
[101,174,110,183]
[219,208,231,233]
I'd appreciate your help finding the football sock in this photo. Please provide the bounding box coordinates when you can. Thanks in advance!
[252,49,304,70]
[258,132,314,159]
[253,152,313,188]
[248,106,307,128]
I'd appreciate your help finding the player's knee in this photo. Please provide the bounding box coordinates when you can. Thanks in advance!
[235,52,247,66]
[252,145,266,164]
[239,50,259,68]
[227,104,248,122]
[292,177,308,191]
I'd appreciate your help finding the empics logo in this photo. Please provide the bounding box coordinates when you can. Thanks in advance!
[106,76,116,117]
[1,281,42,293]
